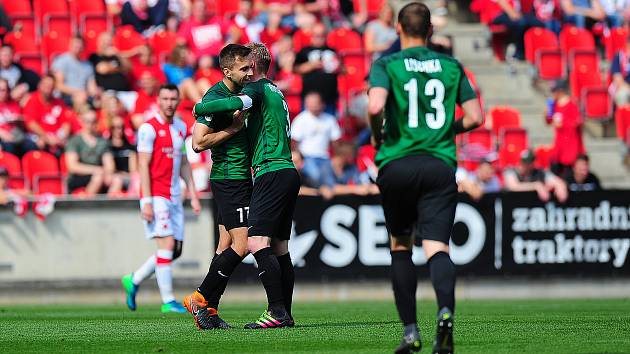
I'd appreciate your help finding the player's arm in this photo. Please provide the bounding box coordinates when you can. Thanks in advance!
[453,67,483,134]
[367,87,388,147]
[179,153,202,215]
[194,95,252,116]
[136,124,155,221]
[367,58,390,148]
[191,113,245,152]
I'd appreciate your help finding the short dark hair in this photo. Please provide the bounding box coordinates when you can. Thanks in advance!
[576,154,589,162]
[219,44,252,70]
[246,42,272,75]
[1,43,13,51]
[158,83,180,95]
[398,2,432,39]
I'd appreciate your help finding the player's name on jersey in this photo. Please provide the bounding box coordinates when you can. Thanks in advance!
[403,58,442,73]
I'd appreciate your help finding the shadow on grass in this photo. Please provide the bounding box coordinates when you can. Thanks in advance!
[295,320,400,329]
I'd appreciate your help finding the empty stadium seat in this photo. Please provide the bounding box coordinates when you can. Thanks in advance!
[327,28,363,52]
[83,19,109,56]
[465,128,493,151]
[15,53,46,75]
[9,16,38,40]
[4,31,39,55]
[498,128,528,168]
[534,145,553,170]
[72,0,109,33]
[338,51,369,103]
[524,27,558,64]
[570,65,603,102]
[615,105,630,142]
[292,29,312,53]
[583,87,612,121]
[489,106,521,137]
[604,27,628,61]
[569,49,598,71]
[22,151,63,195]
[34,0,73,36]
[113,25,146,52]
[42,31,71,62]
[560,26,595,57]
[536,49,564,80]
[0,151,26,190]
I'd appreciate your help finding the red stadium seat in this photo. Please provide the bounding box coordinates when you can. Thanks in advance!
[489,106,521,137]
[0,151,26,190]
[570,65,602,102]
[582,87,611,121]
[149,30,179,62]
[560,26,595,57]
[15,53,46,75]
[489,24,509,61]
[464,128,493,151]
[615,105,630,142]
[327,28,363,52]
[113,25,146,52]
[524,27,558,64]
[4,31,39,55]
[9,16,38,40]
[83,17,110,56]
[353,0,386,17]
[42,31,71,62]
[59,153,68,176]
[33,0,73,36]
[534,145,553,170]
[569,49,598,71]
[3,0,32,16]
[338,51,369,103]
[498,128,528,168]
[72,0,109,33]
[284,91,302,120]
[536,49,564,80]
[604,27,628,61]
[22,151,63,195]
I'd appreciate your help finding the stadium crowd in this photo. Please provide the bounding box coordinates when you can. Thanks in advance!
[0,0,618,203]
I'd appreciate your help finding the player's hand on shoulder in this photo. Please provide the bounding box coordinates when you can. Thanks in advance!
[228,110,246,133]
[141,202,154,222]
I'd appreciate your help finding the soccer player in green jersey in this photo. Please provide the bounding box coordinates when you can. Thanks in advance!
[183,44,254,330]
[367,3,483,353]
[193,43,299,329]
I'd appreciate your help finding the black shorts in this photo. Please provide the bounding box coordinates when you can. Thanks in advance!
[211,179,253,230]
[248,168,300,240]
[376,154,457,244]
[67,174,92,193]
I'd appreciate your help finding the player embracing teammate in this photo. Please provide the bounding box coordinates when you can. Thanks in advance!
[368,3,483,354]
[186,42,299,329]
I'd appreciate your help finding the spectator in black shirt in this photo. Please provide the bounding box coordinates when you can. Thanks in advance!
[89,33,131,92]
[294,23,340,116]
[564,154,601,192]
[108,115,137,195]
[503,149,568,202]
[121,0,169,36]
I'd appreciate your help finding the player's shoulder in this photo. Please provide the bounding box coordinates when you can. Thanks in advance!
[203,81,231,99]
[172,117,188,131]
[398,46,463,69]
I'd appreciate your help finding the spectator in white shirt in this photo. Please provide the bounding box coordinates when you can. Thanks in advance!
[291,92,340,198]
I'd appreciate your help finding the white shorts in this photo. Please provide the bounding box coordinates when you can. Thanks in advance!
[140,196,184,241]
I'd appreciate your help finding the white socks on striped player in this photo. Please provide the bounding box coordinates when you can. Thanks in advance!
[155,249,175,304]
[132,255,156,286]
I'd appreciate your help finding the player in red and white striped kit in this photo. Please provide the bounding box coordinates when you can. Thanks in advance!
[122,84,202,313]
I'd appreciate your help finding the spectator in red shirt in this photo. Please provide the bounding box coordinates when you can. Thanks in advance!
[194,55,223,94]
[130,44,166,90]
[23,75,71,156]
[0,78,37,156]
[545,80,585,176]
[177,0,226,59]
[131,70,160,129]
[260,11,288,49]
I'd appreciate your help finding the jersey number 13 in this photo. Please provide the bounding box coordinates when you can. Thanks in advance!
[403,78,445,129]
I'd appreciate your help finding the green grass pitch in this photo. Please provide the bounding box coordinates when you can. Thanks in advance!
[1,299,629,353]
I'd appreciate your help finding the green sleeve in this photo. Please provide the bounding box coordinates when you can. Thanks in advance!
[241,82,263,107]
[368,58,390,90]
[194,96,244,116]
[456,66,477,104]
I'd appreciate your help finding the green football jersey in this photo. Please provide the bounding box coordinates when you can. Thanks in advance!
[196,81,251,180]
[241,78,295,178]
[369,46,477,168]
